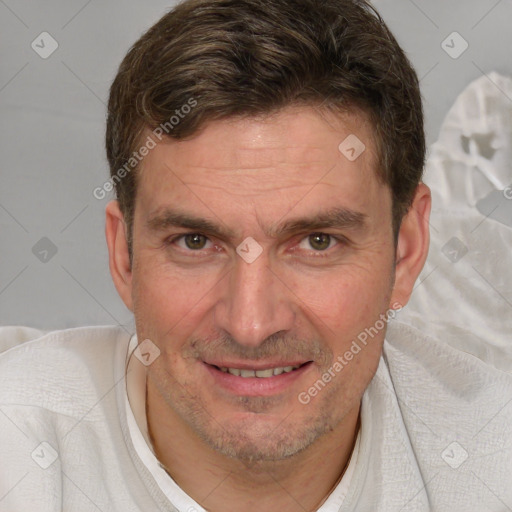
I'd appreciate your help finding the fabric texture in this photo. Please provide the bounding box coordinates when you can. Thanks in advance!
[0,320,511,511]
[398,72,512,369]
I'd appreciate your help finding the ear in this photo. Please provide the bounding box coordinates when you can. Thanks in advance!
[105,200,134,312]
[389,183,432,309]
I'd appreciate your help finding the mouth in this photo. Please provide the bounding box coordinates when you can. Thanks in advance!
[203,361,314,396]
[214,362,308,378]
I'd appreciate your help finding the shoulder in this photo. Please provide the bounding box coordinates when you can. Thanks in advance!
[382,319,512,412]
[384,319,512,377]
[379,320,512,505]
[0,325,49,353]
[0,325,132,419]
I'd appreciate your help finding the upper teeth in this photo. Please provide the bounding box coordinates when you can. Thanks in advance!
[220,365,301,378]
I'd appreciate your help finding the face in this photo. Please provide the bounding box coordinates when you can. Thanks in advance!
[111,106,411,463]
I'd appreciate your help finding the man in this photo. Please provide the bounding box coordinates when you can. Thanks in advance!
[0,0,511,510]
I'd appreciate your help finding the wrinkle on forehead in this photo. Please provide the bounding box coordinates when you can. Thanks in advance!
[138,105,377,179]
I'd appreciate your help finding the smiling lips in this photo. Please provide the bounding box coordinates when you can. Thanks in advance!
[204,361,313,396]
[218,365,302,378]
[207,360,312,378]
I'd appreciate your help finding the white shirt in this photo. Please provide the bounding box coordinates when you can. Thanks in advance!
[1,320,511,511]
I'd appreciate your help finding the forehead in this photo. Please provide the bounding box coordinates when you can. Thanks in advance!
[134,105,387,229]
[140,105,376,175]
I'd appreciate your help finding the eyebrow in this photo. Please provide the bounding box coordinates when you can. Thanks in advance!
[145,206,367,240]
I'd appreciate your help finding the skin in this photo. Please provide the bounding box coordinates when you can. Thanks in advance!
[106,105,431,511]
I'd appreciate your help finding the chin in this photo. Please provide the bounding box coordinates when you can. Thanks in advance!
[195,406,338,464]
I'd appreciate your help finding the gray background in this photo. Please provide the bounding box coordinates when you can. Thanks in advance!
[1,0,511,330]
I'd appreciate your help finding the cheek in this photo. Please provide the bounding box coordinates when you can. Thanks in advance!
[132,261,213,342]
[288,262,392,333]
[294,267,390,399]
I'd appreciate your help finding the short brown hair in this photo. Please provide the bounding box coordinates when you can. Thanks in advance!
[106,0,425,260]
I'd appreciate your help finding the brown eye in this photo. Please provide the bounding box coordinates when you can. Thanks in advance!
[183,234,209,250]
[307,233,333,251]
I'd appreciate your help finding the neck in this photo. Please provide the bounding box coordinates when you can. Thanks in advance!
[146,379,361,512]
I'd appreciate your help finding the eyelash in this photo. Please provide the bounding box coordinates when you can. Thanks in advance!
[165,233,347,258]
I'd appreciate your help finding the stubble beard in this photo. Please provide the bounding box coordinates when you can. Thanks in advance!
[149,367,355,466]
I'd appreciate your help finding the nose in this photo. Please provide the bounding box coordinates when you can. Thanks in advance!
[213,248,296,348]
